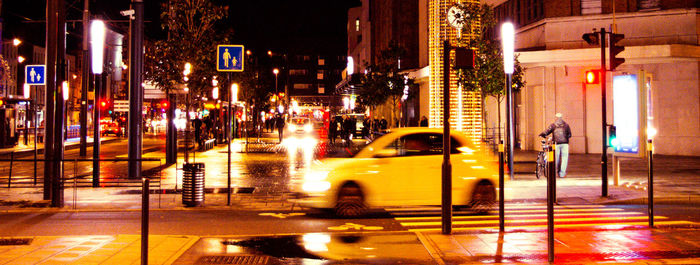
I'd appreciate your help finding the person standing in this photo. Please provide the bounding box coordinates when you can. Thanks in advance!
[419,116,428,127]
[276,115,285,143]
[539,113,572,178]
[328,117,337,144]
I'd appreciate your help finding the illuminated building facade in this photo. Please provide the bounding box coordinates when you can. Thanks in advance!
[428,0,483,143]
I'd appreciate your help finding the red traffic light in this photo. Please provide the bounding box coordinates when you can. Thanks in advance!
[100,100,108,109]
[584,70,599,84]
[161,101,168,108]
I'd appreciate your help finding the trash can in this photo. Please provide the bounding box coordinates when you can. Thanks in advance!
[182,162,205,207]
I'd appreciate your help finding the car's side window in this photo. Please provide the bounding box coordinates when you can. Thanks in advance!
[375,133,466,158]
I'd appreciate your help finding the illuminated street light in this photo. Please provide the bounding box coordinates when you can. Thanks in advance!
[501,22,515,181]
[273,68,280,96]
[246,50,251,56]
[231,83,239,103]
[90,20,106,74]
[268,50,273,56]
[62,81,69,101]
[23,83,30,98]
[12,38,21,46]
[17,56,25,63]
[212,76,219,100]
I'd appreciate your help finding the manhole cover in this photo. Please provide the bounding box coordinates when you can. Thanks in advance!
[0,238,32,245]
[196,255,274,265]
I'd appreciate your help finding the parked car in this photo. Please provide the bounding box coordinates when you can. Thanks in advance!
[290,127,499,217]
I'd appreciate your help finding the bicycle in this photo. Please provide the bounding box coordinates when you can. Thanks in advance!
[535,136,553,179]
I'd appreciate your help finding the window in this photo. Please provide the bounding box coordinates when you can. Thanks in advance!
[290,69,308,76]
[377,133,463,157]
[293,83,311,89]
[318,84,325,94]
[581,0,602,14]
[638,0,659,10]
[318,58,325,66]
[317,70,324,80]
[355,19,360,31]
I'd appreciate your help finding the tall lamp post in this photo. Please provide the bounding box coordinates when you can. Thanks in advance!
[183,63,192,163]
[227,83,238,205]
[501,22,515,181]
[90,19,106,187]
[212,77,220,143]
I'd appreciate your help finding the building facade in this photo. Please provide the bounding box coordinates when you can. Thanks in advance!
[485,0,700,155]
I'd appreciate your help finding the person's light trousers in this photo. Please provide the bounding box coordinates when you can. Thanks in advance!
[555,143,569,177]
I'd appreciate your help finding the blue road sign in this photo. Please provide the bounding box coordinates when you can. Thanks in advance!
[25,65,46,85]
[217,45,244,72]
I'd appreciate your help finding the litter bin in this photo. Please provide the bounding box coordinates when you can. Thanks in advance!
[182,162,205,207]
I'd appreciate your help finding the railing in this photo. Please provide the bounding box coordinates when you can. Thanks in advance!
[0,154,163,188]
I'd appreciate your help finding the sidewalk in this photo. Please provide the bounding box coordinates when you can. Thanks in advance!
[0,136,119,156]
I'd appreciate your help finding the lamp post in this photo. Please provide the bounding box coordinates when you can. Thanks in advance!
[183,63,192,163]
[90,19,106,187]
[227,83,238,205]
[501,22,515,181]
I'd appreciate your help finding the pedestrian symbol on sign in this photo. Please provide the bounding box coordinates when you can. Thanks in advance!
[217,45,244,72]
[25,65,46,85]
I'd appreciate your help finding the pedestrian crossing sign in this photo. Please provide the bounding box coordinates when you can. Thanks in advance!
[25,65,46,85]
[217,45,244,72]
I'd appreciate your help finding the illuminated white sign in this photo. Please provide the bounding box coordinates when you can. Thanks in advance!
[612,74,641,155]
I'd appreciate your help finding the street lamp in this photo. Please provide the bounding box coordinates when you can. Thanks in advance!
[501,22,515,181]
[12,38,21,46]
[183,62,192,163]
[90,19,106,187]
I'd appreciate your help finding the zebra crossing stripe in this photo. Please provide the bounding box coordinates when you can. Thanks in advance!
[406,221,699,232]
[400,215,669,227]
[395,211,643,221]
[385,204,606,212]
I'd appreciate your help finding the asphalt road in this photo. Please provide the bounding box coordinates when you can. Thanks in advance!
[1,204,697,237]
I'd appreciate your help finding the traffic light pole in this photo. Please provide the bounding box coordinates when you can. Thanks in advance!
[441,41,452,235]
[600,28,608,197]
[79,0,89,157]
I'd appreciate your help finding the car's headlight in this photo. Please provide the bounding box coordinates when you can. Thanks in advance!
[288,124,297,131]
[303,181,331,192]
[304,124,312,132]
[305,170,329,181]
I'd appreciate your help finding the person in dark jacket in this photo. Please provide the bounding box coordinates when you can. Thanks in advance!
[276,115,285,143]
[419,116,428,127]
[539,113,572,178]
[328,117,337,144]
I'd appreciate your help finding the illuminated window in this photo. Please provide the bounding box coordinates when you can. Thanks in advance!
[294,83,311,89]
[317,70,324,80]
[318,84,325,94]
[355,19,360,31]
[318,58,325,66]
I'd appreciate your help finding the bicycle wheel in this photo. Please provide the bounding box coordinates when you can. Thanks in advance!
[535,153,546,179]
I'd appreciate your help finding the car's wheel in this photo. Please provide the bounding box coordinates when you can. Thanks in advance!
[469,180,496,214]
[334,182,367,217]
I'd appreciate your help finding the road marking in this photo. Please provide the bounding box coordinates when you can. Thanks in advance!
[258,212,306,219]
[401,215,669,227]
[407,221,700,232]
[328,223,384,231]
[395,211,643,221]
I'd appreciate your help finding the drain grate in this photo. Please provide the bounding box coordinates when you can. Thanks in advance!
[0,238,32,245]
[196,255,273,265]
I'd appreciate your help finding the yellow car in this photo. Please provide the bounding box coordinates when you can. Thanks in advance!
[291,127,499,217]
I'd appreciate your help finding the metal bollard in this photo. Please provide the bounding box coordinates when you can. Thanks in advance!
[647,139,654,227]
[547,147,556,263]
[142,178,149,265]
[498,141,505,233]
[8,152,14,188]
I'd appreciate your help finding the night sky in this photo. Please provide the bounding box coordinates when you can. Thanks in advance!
[2,0,360,55]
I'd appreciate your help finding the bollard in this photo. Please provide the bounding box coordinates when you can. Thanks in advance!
[142,178,149,265]
[498,141,505,233]
[647,139,654,227]
[8,152,14,188]
[547,147,556,263]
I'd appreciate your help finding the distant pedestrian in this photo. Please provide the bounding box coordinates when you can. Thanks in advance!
[328,117,337,144]
[420,116,428,127]
[276,115,285,143]
[379,117,388,130]
[539,113,572,178]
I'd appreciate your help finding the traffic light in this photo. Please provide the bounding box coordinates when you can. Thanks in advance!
[100,100,108,110]
[161,101,168,109]
[609,33,625,71]
[608,125,618,147]
[582,32,599,46]
[584,70,600,84]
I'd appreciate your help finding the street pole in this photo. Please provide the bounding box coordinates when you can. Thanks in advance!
[506,73,514,180]
[52,0,67,207]
[128,0,144,179]
[498,141,505,232]
[79,0,89,157]
[600,28,608,197]
[227,78,233,206]
[44,0,57,201]
[166,91,177,164]
[647,139,654,227]
[33,85,38,185]
[441,40,452,235]
[93,75,101,187]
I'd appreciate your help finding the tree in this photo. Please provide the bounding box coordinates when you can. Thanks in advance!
[357,42,415,128]
[456,3,525,140]
[144,0,231,97]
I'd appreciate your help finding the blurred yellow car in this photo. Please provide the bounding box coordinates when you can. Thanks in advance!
[290,127,499,217]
